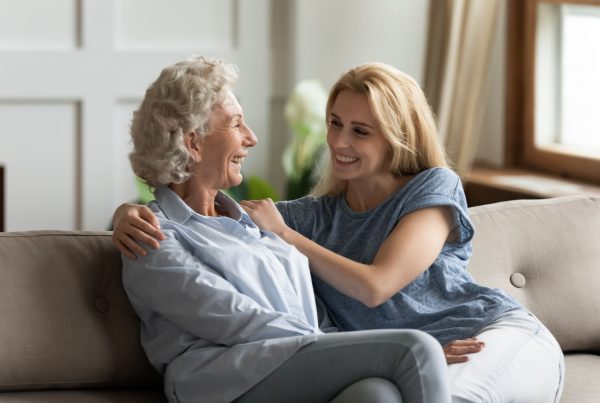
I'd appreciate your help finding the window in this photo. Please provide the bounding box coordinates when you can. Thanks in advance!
[507,0,600,184]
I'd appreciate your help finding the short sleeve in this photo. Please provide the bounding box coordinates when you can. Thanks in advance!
[275,196,322,236]
[401,168,474,245]
[276,200,290,226]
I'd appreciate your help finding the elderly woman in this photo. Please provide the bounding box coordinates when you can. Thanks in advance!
[120,56,451,403]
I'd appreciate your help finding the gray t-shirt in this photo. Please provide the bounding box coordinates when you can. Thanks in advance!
[276,167,521,345]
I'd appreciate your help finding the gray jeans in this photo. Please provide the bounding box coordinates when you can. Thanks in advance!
[236,329,450,403]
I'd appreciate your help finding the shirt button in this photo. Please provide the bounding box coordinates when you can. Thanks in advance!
[510,273,526,288]
[94,295,110,313]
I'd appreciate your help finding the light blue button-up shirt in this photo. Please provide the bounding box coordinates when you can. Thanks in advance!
[122,186,321,403]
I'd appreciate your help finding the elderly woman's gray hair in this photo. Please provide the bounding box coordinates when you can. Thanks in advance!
[129,56,239,187]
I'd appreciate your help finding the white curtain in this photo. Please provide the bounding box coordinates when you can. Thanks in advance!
[424,0,503,175]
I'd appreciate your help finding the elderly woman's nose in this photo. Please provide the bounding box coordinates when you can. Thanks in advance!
[244,126,258,147]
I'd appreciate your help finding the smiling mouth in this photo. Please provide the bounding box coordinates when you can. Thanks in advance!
[231,156,245,165]
[335,153,359,164]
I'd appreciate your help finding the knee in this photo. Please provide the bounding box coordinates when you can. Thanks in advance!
[404,329,442,349]
[401,330,445,363]
[330,378,403,403]
[373,329,441,351]
[364,329,445,369]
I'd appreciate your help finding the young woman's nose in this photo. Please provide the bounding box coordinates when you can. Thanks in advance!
[328,128,350,149]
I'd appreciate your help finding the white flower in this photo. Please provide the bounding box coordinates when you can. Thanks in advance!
[282,80,328,180]
[284,79,328,134]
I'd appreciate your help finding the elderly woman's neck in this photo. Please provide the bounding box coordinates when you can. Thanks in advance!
[169,181,221,217]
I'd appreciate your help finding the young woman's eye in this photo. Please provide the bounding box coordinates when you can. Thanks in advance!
[353,127,368,136]
[328,119,342,128]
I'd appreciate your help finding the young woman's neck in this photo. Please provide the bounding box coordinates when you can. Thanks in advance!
[344,174,411,212]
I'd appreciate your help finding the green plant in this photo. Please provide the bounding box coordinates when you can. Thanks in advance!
[135,175,280,204]
[225,175,280,202]
[135,177,155,204]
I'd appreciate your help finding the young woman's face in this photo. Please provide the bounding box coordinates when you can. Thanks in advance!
[196,91,257,189]
[326,90,391,183]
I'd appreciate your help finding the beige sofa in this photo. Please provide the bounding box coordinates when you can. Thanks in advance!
[0,195,599,402]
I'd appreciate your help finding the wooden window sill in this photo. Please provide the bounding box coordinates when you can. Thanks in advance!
[463,166,600,207]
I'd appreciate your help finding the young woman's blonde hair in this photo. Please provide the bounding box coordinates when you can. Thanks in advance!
[311,62,448,197]
[129,56,238,187]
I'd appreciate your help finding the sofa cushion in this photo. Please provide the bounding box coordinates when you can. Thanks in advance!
[0,389,166,402]
[468,196,600,353]
[0,231,161,392]
[561,354,600,403]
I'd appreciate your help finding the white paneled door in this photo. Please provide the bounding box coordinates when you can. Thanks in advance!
[0,0,270,231]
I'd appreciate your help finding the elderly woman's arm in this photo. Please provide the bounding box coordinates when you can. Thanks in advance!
[123,234,319,345]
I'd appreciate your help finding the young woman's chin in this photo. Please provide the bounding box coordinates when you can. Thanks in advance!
[331,163,363,181]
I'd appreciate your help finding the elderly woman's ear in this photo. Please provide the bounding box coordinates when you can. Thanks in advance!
[184,131,202,162]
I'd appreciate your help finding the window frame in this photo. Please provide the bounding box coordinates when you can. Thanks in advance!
[506,0,600,185]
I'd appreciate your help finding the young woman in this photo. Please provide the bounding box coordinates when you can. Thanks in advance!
[114,62,564,403]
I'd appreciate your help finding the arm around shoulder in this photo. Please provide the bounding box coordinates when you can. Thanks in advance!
[112,202,165,258]
[122,233,319,345]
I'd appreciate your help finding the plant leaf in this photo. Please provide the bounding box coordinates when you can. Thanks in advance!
[135,177,155,203]
[246,175,280,201]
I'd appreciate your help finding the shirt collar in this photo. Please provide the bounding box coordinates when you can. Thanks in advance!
[154,186,244,224]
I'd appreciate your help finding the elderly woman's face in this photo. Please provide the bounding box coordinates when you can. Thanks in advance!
[194,91,257,189]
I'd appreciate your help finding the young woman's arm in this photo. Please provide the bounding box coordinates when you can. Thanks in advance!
[114,200,483,363]
[240,198,454,308]
[112,203,165,259]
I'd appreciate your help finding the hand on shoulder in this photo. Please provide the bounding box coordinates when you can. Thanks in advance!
[112,203,165,259]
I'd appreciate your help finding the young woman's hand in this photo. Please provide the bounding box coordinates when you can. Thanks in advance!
[112,203,165,259]
[240,199,289,236]
[443,338,485,364]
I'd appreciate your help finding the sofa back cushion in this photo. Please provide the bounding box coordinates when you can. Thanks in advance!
[0,231,160,392]
[468,196,600,353]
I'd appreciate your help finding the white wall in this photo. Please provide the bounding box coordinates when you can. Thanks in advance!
[0,0,270,231]
[273,0,506,172]
[2,0,506,230]
[276,0,506,172]
[269,0,431,192]
[291,0,429,89]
